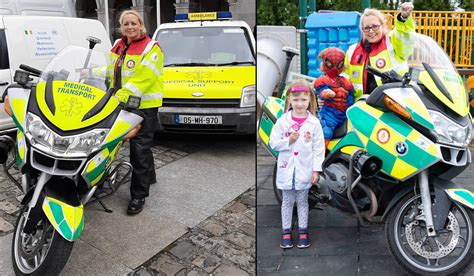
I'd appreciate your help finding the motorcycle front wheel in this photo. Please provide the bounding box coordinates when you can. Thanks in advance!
[386,192,474,275]
[12,205,74,276]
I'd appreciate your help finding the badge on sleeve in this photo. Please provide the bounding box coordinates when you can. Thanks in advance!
[376,58,386,69]
[126,60,135,68]
[151,53,158,62]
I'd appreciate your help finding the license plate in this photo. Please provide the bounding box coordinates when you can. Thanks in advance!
[177,115,222,125]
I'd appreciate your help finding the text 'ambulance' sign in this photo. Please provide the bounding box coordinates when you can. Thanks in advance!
[188,12,217,21]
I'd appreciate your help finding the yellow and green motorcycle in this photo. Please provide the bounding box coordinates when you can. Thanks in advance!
[259,33,474,274]
[0,37,143,275]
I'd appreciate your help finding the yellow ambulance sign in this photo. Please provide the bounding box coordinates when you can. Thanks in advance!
[188,12,217,21]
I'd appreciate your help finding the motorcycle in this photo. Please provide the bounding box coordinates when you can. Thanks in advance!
[258,33,474,274]
[0,37,143,275]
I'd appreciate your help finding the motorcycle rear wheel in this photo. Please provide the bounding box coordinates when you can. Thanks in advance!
[12,205,74,276]
[272,163,283,205]
[386,192,474,275]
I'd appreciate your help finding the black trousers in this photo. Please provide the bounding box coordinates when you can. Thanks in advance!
[129,107,158,199]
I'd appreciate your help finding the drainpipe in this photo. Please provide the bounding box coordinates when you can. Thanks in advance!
[362,0,371,9]
[309,0,316,13]
[299,0,308,74]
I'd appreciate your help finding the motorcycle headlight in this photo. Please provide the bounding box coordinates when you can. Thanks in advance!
[428,110,471,147]
[240,85,256,107]
[26,113,108,156]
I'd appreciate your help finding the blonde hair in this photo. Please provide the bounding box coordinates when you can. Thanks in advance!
[119,10,146,35]
[284,79,317,116]
[360,8,388,35]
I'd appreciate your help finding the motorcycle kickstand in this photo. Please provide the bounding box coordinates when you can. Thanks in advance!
[98,199,113,213]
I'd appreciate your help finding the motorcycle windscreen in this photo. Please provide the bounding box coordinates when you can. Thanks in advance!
[407,33,469,117]
[42,196,84,241]
[347,102,441,181]
[258,96,285,157]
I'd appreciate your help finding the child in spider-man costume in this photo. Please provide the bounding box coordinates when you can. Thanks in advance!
[313,47,355,146]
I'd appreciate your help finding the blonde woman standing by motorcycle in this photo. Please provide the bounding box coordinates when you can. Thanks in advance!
[344,2,415,98]
[109,10,163,214]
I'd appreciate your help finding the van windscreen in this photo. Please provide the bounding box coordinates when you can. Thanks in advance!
[156,27,255,67]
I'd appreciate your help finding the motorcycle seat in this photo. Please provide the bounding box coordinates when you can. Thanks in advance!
[332,119,348,139]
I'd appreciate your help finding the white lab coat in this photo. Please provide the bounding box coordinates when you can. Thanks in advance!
[269,111,325,190]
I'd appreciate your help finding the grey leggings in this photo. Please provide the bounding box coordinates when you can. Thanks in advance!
[281,189,309,230]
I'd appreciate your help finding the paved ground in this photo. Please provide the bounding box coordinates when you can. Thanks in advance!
[0,134,255,275]
[256,143,474,276]
[133,187,255,276]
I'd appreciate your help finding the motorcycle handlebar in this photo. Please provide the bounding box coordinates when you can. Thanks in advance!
[366,65,384,78]
[19,64,42,77]
[366,65,403,84]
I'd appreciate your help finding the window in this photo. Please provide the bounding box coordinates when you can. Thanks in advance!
[156,27,254,66]
[0,30,10,70]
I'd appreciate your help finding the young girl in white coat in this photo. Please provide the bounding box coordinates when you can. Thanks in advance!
[269,79,325,249]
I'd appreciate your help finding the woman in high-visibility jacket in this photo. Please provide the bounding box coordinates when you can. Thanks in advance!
[111,10,163,215]
[344,2,415,99]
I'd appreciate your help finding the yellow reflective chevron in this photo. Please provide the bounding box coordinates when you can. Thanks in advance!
[104,120,132,144]
[16,131,27,168]
[327,139,339,151]
[446,189,474,209]
[340,146,361,155]
[42,196,84,241]
[11,98,27,128]
[36,81,120,131]
[259,97,285,151]
[82,145,119,187]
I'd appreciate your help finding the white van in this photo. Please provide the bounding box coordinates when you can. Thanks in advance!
[0,16,111,133]
[0,0,76,17]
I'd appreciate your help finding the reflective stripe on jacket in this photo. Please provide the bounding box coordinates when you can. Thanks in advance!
[109,34,163,109]
[343,15,416,99]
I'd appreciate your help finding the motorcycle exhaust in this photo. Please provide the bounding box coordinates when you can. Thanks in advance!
[347,150,383,226]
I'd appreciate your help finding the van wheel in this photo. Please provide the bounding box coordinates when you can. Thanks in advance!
[12,205,74,276]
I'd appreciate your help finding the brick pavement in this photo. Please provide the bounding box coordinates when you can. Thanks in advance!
[0,135,257,276]
[132,187,256,276]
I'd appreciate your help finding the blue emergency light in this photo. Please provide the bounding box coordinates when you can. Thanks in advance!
[175,11,232,22]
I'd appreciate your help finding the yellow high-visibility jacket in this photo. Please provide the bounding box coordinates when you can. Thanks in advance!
[105,34,163,109]
[344,15,416,99]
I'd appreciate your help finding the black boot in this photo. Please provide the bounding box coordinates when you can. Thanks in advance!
[127,198,145,215]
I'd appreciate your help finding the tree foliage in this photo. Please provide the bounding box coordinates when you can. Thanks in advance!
[413,0,454,11]
[458,0,474,11]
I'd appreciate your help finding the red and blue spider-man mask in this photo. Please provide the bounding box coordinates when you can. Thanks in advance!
[320,47,346,78]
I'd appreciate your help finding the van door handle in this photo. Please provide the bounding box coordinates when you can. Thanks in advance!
[0,82,8,86]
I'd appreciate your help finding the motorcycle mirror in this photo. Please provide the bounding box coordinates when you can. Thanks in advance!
[409,67,419,83]
[86,36,102,50]
[282,46,299,58]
